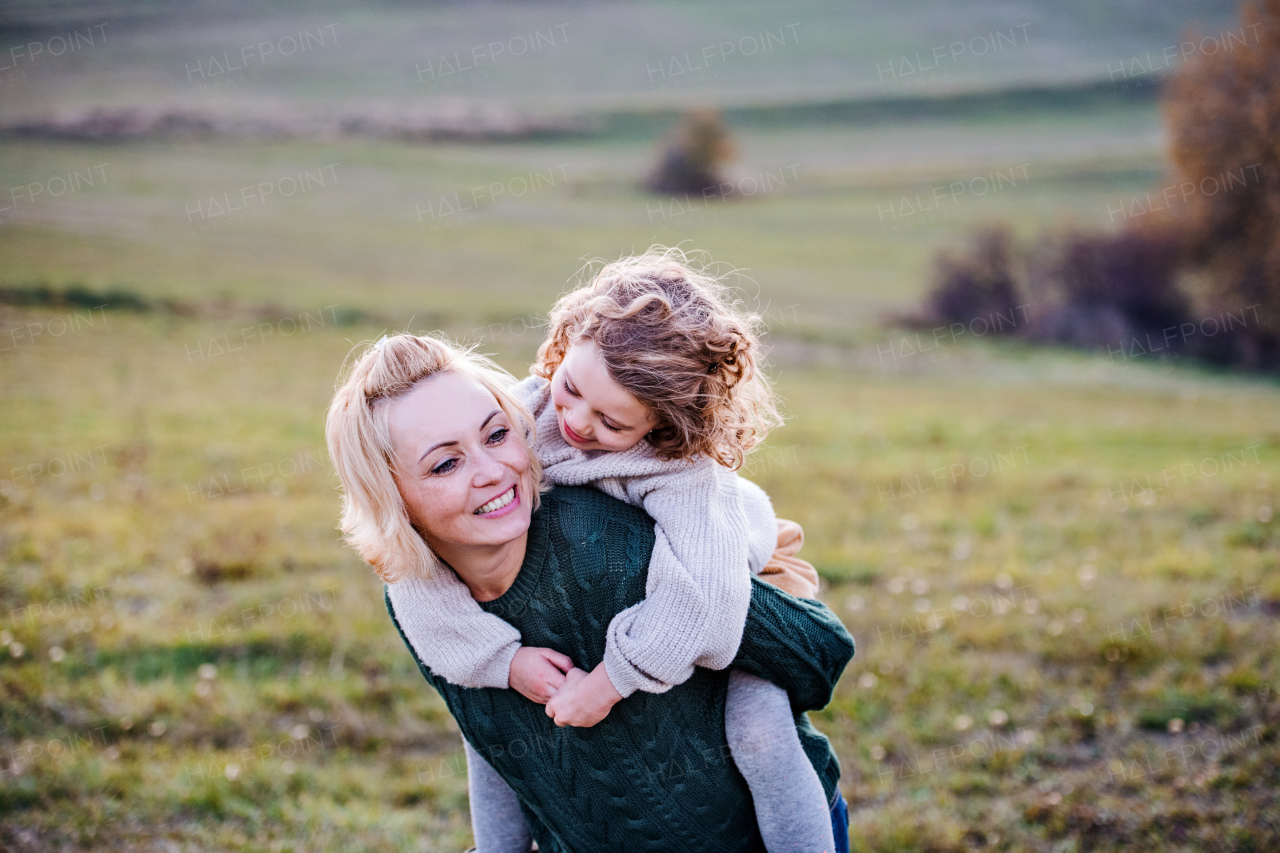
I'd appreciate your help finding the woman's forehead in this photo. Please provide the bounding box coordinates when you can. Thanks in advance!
[388,372,502,445]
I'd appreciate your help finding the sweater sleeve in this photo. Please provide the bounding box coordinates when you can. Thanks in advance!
[385,568,522,690]
[600,463,755,698]
[732,577,856,711]
[735,474,780,575]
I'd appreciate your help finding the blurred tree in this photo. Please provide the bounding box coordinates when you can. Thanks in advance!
[1164,0,1280,368]
[646,109,736,196]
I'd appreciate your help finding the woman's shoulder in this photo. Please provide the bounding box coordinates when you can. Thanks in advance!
[540,484,652,531]
[520,487,655,606]
[539,487,655,565]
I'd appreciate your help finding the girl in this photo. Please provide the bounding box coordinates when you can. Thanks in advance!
[390,246,838,852]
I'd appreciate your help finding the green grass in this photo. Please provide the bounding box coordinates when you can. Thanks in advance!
[3,2,1279,849]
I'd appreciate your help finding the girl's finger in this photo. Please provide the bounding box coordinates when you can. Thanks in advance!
[544,650,573,672]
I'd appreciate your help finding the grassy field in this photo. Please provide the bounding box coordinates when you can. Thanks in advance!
[0,99,1168,333]
[3,1,1279,851]
[3,304,1277,852]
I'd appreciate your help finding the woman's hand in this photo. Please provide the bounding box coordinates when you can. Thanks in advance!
[545,663,623,728]
[509,647,574,704]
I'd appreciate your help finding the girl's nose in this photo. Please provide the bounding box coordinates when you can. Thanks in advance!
[565,407,591,438]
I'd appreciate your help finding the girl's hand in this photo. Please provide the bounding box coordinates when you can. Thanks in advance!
[509,647,574,704]
[545,663,623,728]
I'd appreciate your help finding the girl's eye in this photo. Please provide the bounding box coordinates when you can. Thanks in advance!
[431,458,458,475]
[488,427,509,444]
[601,420,623,433]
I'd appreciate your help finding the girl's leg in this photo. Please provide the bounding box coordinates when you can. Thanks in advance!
[464,738,533,853]
[726,670,837,853]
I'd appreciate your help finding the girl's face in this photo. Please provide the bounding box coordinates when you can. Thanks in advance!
[386,371,534,565]
[549,338,660,453]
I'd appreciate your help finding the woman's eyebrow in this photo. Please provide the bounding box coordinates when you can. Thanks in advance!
[418,409,502,463]
[418,440,454,463]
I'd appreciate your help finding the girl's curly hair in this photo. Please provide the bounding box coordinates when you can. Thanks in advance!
[533,245,783,469]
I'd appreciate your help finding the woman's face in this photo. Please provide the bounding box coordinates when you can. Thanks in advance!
[549,338,660,453]
[385,371,534,564]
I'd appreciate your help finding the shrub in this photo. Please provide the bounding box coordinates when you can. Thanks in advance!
[913,223,1193,357]
[926,226,1023,329]
[1025,224,1191,351]
[0,282,154,312]
[645,109,735,197]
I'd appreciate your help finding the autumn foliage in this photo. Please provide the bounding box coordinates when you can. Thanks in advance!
[1164,0,1280,368]
[914,0,1280,371]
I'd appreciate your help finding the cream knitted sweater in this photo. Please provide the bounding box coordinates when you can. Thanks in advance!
[386,375,779,698]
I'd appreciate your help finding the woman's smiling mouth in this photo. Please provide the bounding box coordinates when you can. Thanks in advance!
[474,485,518,516]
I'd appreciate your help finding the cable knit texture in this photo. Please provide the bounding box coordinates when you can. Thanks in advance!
[386,486,855,853]
[388,374,779,697]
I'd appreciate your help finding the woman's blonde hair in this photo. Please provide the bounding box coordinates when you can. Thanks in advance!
[534,245,782,469]
[325,333,541,583]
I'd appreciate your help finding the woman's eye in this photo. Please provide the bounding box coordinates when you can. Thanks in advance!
[488,427,509,444]
[563,378,580,397]
[432,458,458,475]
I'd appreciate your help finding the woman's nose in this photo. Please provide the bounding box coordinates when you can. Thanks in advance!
[472,448,506,484]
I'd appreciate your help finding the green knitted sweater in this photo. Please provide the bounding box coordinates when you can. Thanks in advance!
[386,486,855,853]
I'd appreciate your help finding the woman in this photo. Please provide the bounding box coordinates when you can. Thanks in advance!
[326,334,854,852]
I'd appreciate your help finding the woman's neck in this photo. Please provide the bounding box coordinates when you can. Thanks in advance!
[433,532,529,602]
